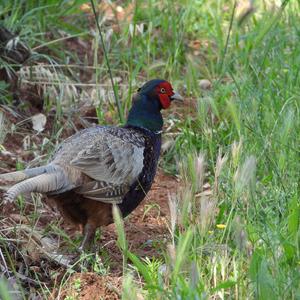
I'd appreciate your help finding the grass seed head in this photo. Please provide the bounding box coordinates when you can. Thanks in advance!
[234,155,256,195]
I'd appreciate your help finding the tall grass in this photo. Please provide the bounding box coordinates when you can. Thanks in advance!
[114,1,300,298]
[0,0,299,299]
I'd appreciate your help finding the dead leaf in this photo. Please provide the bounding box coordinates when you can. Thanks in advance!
[31,113,46,132]
[188,39,202,50]
[80,3,91,12]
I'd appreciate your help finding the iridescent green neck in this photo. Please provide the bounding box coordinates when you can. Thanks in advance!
[126,94,163,133]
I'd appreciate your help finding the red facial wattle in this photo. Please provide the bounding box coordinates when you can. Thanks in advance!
[156,81,173,109]
[158,93,171,109]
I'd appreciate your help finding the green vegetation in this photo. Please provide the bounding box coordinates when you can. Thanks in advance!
[0,0,299,299]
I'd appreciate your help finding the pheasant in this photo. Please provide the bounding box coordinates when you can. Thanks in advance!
[0,79,183,250]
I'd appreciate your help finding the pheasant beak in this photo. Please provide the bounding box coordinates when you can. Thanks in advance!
[171,91,184,102]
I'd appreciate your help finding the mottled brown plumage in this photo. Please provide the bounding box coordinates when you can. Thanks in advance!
[49,192,113,249]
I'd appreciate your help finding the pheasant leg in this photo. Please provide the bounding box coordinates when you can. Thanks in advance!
[78,223,96,252]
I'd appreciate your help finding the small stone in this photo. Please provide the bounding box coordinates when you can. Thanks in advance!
[199,79,212,90]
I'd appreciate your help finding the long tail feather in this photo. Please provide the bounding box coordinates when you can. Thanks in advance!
[0,165,59,183]
[4,172,67,202]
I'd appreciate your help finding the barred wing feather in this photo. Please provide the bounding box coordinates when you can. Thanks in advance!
[70,132,144,204]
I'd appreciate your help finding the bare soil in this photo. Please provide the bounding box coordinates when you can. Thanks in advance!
[58,273,122,300]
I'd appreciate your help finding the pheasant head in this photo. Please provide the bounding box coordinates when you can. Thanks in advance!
[126,79,183,133]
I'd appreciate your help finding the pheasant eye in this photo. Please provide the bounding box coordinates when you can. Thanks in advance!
[160,87,166,93]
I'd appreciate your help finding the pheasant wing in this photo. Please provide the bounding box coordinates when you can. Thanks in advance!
[74,180,128,203]
[70,131,144,203]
